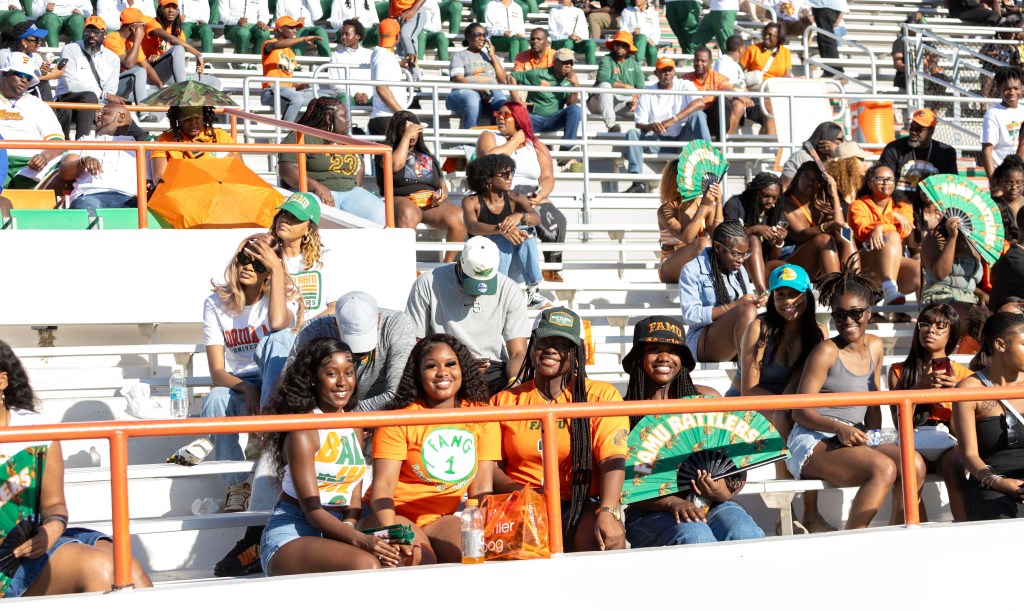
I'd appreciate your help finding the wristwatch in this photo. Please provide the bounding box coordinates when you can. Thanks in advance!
[595,505,621,519]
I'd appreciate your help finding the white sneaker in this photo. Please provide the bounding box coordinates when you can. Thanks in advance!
[222,483,251,513]
[526,288,550,310]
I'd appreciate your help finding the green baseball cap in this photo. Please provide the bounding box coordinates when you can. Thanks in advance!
[277,192,321,225]
[534,306,582,346]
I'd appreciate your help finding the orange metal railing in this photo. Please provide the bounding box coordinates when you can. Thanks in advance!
[3,103,394,229]
[0,385,1022,591]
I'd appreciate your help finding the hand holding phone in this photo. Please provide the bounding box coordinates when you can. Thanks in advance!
[931,357,953,377]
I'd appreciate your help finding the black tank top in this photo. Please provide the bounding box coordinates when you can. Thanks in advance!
[477,192,513,227]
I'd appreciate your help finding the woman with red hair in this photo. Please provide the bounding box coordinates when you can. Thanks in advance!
[476,101,566,281]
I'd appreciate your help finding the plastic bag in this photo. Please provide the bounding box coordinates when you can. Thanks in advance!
[120,382,165,419]
[481,487,550,560]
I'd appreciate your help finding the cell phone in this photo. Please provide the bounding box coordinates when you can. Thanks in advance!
[56,58,68,70]
[776,220,789,229]
[931,357,953,377]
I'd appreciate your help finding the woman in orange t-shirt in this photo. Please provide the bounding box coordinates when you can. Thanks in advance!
[849,164,920,308]
[365,334,499,565]
[491,307,629,552]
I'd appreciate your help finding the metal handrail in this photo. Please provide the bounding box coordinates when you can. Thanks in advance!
[4,384,1024,590]
[802,26,878,93]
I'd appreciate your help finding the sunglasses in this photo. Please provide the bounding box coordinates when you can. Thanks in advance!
[496,170,514,179]
[493,110,513,119]
[236,251,267,274]
[6,70,32,81]
[831,308,868,323]
[23,37,41,44]
[917,321,949,334]
[468,31,487,38]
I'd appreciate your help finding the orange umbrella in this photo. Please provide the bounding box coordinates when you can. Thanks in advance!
[147,158,284,229]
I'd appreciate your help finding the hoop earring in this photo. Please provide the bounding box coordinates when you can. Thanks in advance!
[301,234,310,245]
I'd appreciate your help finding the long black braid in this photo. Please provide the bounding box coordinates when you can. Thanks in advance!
[708,220,749,306]
[512,334,592,552]
[298,96,342,130]
[815,253,882,308]
[168,106,218,141]
[624,347,699,429]
[739,172,784,228]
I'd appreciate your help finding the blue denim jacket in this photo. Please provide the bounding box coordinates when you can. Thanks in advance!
[678,247,751,333]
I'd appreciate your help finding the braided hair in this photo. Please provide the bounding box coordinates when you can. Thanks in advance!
[624,345,699,429]
[738,172,783,228]
[512,332,592,552]
[708,220,749,306]
[815,253,882,308]
[297,96,343,131]
[168,106,218,141]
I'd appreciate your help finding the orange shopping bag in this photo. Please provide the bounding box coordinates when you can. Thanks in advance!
[481,487,550,560]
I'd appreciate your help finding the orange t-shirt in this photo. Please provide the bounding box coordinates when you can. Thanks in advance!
[680,69,733,106]
[103,19,163,68]
[262,39,297,89]
[513,48,555,72]
[740,43,791,81]
[848,195,915,244]
[154,128,235,160]
[491,379,629,500]
[889,361,972,422]
[390,0,415,17]
[372,402,501,526]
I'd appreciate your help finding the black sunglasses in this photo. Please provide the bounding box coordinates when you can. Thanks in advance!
[236,251,267,274]
[831,308,868,323]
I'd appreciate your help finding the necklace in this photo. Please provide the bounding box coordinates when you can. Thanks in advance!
[912,140,933,167]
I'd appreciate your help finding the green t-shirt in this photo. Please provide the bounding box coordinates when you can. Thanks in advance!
[596,55,646,90]
[510,67,573,117]
[279,132,361,193]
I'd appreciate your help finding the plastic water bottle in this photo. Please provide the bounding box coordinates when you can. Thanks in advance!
[191,497,223,515]
[460,499,485,564]
[169,368,188,419]
[866,428,899,447]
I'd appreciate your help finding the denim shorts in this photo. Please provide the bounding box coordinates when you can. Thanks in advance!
[260,501,349,573]
[4,528,111,598]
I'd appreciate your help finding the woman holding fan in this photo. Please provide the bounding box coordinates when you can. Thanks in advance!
[0,340,152,597]
[621,317,765,547]
[780,161,851,279]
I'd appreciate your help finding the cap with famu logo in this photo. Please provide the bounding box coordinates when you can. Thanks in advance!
[276,192,321,224]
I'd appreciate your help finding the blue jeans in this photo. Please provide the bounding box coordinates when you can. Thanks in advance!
[529,105,581,150]
[261,86,315,123]
[69,191,136,214]
[200,370,262,486]
[625,500,764,547]
[624,110,711,174]
[488,232,541,285]
[445,88,509,128]
[332,187,385,225]
[254,329,295,409]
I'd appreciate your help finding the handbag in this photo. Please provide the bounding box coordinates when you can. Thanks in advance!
[481,486,550,560]
[744,47,779,89]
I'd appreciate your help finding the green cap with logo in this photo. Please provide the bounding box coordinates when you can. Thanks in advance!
[277,192,321,225]
[534,306,582,346]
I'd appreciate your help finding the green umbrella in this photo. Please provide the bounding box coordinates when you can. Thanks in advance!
[621,408,788,505]
[141,79,237,107]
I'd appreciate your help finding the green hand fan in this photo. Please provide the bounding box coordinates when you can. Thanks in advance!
[621,411,788,504]
[918,174,1005,265]
[0,445,46,596]
[360,523,415,545]
[676,140,729,202]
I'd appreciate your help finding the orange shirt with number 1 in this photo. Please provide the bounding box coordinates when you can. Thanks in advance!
[491,379,629,500]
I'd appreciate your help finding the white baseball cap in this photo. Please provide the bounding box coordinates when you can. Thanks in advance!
[1,52,39,88]
[459,236,500,296]
[334,291,378,353]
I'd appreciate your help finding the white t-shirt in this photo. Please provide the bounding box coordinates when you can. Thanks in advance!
[982,103,1024,167]
[285,254,329,320]
[633,78,702,138]
[547,4,588,41]
[329,0,378,31]
[485,0,526,37]
[280,416,367,507]
[203,293,299,376]
[714,55,746,90]
[71,135,138,200]
[422,0,442,33]
[0,93,64,162]
[0,410,51,462]
[370,46,411,119]
[328,45,373,100]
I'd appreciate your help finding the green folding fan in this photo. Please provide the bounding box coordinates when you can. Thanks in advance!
[676,140,729,202]
[918,174,1005,265]
[621,411,788,504]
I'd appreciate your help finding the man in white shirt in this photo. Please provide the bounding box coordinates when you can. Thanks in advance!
[623,56,710,193]
[329,18,373,105]
[220,0,272,54]
[274,0,330,56]
[59,102,138,212]
[0,52,65,188]
[982,66,1024,178]
[368,18,412,135]
[485,0,526,59]
[55,16,128,139]
[548,0,596,64]
[32,0,91,47]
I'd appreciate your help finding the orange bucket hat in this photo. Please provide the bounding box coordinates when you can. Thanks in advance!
[605,30,637,53]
